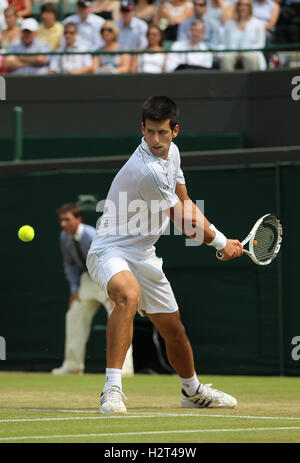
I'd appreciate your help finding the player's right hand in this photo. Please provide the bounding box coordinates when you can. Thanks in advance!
[219,239,243,261]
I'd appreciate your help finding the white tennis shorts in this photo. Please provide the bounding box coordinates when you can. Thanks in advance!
[86,247,179,317]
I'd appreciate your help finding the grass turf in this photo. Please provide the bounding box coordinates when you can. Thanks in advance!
[0,372,300,443]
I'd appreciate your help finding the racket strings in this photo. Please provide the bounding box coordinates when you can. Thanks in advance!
[252,216,281,263]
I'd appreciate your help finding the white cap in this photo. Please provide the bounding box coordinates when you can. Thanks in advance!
[21,18,39,32]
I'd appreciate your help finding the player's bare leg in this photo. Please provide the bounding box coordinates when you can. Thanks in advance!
[147,311,195,378]
[100,270,140,414]
[147,311,237,409]
[106,270,140,369]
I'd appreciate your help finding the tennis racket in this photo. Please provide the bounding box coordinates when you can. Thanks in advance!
[216,214,283,265]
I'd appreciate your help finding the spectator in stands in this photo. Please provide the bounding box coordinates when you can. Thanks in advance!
[131,24,167,72]
[177,1,221,48]
[206,0,234,26]
[117,0,148,49]
[91,0,121,21]
[159,0,194,41]
[252,0,280,36]
[63,0,105,50]
[38,3,63,50]
[92,20,130,72]
[166,19,213,70]
[220,0,267,70]
[7,0,32,19]
[49,22,94,74]
[135,0,159,25]
[0,0,8,30]
[6,17,51,74]
[1,7,21,50]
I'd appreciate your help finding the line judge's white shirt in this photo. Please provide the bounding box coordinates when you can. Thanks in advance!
[88,137,185,254]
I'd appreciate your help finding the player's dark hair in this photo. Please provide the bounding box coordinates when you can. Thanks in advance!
[142,96,179,130]
[56,203,82,218]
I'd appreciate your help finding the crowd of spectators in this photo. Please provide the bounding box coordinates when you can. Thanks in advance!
[0,0,299,75]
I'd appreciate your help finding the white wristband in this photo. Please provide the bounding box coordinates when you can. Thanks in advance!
[207,224,227,251]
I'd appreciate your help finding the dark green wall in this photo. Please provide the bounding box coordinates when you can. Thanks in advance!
[1,70,300,150]
[0,161,299,375]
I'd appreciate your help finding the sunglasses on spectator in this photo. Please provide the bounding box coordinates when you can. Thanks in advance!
[194,2,206,6]
[102,27,113,32]
[64,30,76,35]
[237,2,250,5]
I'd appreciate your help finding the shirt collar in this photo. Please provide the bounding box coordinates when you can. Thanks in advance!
[66,43,79,51]
[141,136,153,157]
[121,18,134,29]
[141,137,173,163]
[79,14,92,24]
[73,223,84,241]
[22,38,36,49]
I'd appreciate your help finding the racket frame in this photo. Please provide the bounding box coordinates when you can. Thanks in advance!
[216,213,283,265]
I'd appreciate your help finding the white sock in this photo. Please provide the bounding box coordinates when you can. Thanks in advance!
[103,368,122,392]
[179,373,200,397]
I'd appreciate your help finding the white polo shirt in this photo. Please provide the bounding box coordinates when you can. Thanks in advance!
[89,137,185,253]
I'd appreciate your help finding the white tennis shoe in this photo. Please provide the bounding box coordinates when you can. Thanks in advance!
[181,383,237,408]
[100,386,127,414]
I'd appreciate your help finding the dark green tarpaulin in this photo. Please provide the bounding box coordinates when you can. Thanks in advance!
[0,163,299,375]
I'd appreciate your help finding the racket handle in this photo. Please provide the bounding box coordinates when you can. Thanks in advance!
[216,250,224,260]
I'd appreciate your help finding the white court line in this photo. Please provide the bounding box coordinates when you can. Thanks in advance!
[0,426,300,441]
[1,413,300,423]
[0,408,98,414]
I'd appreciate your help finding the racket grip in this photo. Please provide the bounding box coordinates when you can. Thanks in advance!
[216,250,224,260]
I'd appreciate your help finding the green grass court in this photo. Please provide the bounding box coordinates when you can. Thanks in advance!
[0,372,300,443]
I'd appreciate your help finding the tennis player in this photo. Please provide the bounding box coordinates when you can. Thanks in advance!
[87,96,243,414]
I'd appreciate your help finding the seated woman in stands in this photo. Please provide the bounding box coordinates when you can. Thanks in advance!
[131,24,167,73]
[93,20,131,73]
[1,6,21,50]
[252,0,279,37]
[220,0,267,71]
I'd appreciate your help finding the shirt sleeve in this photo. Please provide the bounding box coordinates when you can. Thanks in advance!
[138,166,179,212]
[176,167,185,184]
[174,145,185,184]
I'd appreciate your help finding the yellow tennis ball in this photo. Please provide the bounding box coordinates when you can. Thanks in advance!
[254,240,258,246]
[18,225,35,242]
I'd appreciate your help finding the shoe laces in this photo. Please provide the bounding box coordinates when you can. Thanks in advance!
[198,383,224,400]
[102,386,127,402]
